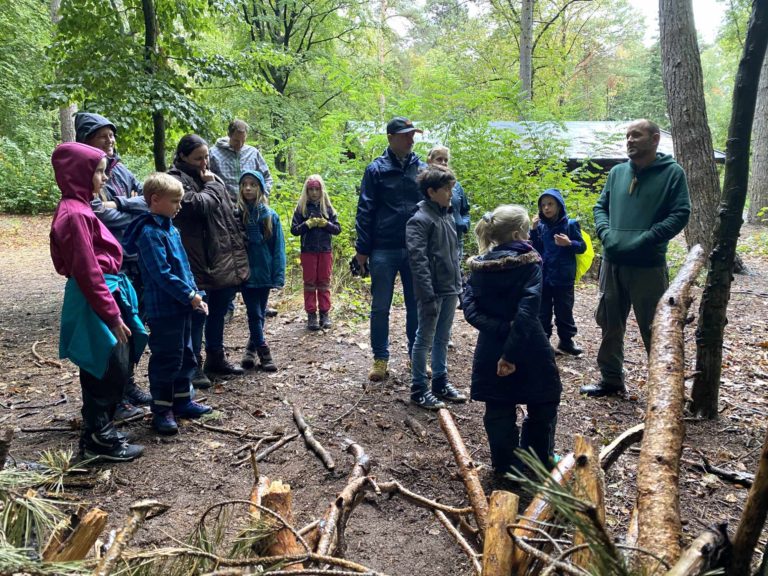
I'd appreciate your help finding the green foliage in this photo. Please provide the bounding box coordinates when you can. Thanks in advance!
[0,138,58,214]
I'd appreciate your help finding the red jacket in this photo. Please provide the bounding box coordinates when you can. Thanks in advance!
[50,142,123,328]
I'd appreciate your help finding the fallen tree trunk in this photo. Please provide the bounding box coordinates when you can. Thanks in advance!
[571,436,607,570]
[635,245,706,571]
[482,491,518,576]
[42,506,107,562]
[437,408,488,532]
[666,524,730,576]
[599,423,644,471]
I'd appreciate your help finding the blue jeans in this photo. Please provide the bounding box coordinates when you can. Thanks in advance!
[241,286,271,348]
[411,294,458,393]
[147,313,195,413]
[191,286,238,357]
[369,249,418,360]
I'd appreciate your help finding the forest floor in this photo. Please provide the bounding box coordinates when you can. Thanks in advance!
[1,214,767,574]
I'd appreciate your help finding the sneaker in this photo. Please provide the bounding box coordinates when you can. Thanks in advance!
[83,440,144,463]
[368,358,389,382]
[556,339,583,356]
[447,340,455,350]
[125,383,152,406]
[307,312,320,331]
[152,412,179,435]
[265,306,278,318]
[410,391,446,411]
[114,401,144,422]
[192,366,212,389]
[173,400,213,419]
[579,381,626,397]
[432,382,467,403]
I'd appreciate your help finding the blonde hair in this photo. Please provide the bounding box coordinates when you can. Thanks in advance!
[474,204,530,254]
[296,174,335,219]
[238,174,273,240]
[427,145,450,163]
[143,172,183,206]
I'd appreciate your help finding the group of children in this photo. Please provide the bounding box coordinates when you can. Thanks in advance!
[50,137,586,481]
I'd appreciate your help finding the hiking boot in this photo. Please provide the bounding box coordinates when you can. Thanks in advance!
[152,411,179,435]
[580,381,626,398]
[432,377,467,403]
[241,344,258,370]
[114,401,144,422]
[266,306,278,318]
[173,400,213,419]
[410,390,446,411]
[204,349,244,376]
[125,381,152,406]
[83,440,144,463]
[307,312,320,331]
[192,356,212,389]
[319,311,332,329]
[368,358,389,382]
[556,339,583,357]
[257,345,278,372]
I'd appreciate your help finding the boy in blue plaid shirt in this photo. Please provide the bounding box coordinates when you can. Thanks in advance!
[123,173,213,435]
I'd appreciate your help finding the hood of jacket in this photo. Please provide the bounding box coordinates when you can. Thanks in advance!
[74,112,117,144]
[239,169,267,192]
[630,152,676,175]
[468,242,540,273]
[51,142,106,204]
[537,188,568,224]
[122,212,164,256]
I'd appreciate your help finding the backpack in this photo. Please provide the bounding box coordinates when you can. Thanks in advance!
[570,218,594,283]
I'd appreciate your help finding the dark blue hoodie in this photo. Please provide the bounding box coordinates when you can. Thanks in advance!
[530,189,586,287]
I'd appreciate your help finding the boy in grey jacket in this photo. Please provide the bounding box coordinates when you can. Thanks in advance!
[406,166,466,410]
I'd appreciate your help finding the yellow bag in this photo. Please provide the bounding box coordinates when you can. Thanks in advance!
[574,227,594,283]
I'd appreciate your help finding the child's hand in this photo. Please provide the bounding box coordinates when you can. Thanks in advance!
[111,321,132,344]
[191,293,209,315]
[554,233,572,247]
[306,218,318,229]
[315,218,328,227]
[497,358,516,377]
[532,215,540,227]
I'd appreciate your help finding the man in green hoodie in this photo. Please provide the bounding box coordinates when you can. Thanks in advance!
[582,119,691,398]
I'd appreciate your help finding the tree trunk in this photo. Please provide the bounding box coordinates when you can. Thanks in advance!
[635,245,706,570]
[519,0,534,101]
[50,0,76,142]
[659,0,721,256]
[691,1,768,419]
[142,0,165,171]
[482,491,517,576]
[747,50,768,225]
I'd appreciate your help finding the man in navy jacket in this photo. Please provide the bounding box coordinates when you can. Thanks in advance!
[355,117,427,382]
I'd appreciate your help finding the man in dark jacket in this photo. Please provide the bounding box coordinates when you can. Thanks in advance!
[355,117,427,382]
[583,119,691,397]
[75,112,152,415]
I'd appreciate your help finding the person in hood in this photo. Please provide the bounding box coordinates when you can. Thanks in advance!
[237,170,285,373]
[583,119,691,398]
[169,134,250,387]
[354,116,427,383]
[406,165,465,411]
[75,112,152,416]
[209,119,273,200]
[50,142,146,463]
[463,204,561,483]
[530,188,586,357]
[122,172,212,435]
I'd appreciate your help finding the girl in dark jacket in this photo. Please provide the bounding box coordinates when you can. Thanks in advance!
[169,134,250,386]
[463,204,562,479]
[290,174,341,330]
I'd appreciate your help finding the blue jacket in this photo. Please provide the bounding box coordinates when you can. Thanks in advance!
[450,181,471,238]
[123,213,201,320]
[290,203,342,253]
[530,189,586,287]
[355,148,427,254]
[463,243,561,405]
[243,203,286,289]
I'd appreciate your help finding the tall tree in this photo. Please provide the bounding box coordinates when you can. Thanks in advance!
[659,0,721,256]
[747,51,768,225]
[691,0,768,419]
[519,0,534,99]
[49,0,76,142]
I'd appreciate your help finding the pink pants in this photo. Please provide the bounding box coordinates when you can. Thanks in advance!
[301,252,333,313]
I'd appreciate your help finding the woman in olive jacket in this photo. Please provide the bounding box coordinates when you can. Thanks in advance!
[169,134,250,385]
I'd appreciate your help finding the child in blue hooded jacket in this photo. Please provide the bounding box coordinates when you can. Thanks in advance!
[530,188,586,356]
[237,170,286,372]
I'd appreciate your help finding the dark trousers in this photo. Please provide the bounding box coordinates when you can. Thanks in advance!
[147,313,195,414]
[242,286,271,348]
[80,340,130,446]
[539,283,577,341]
[191,286,238,357]
[483,401,558,475]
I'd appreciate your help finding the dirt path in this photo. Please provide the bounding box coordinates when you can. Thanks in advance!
[1,214,767,573]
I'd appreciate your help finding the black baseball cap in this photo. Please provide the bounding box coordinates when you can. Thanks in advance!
[386,116,423,135]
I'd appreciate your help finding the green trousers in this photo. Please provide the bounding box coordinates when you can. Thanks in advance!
[595,260,668,386]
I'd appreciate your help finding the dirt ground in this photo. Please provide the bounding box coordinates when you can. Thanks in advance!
[1,214,767,574]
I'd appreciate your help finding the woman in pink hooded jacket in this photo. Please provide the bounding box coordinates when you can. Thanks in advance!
[50,142,146,463]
